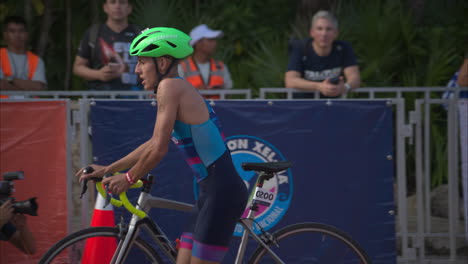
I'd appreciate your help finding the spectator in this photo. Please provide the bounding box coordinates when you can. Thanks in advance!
[178,24,233,99]
[442,51,468,103]
[0,200,36,255]
[0,15,47,91]
[73,0,141,91]
[285,10,360,98]
[457,52,468,87]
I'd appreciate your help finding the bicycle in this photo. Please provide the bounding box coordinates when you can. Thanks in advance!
[39,161,371,263]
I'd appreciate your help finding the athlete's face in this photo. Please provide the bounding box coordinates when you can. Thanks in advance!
[103,0,132,22]
[135,57,157,91]
[310,18,338,49]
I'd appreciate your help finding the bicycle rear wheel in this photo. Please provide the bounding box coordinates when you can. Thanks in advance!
[248,222,371,264]
[39,226,163,264]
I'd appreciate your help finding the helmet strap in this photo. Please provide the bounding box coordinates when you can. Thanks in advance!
[153,57,178,94]
[153,58,163,94]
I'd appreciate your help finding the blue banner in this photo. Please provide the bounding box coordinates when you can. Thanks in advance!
[91,100,396,263]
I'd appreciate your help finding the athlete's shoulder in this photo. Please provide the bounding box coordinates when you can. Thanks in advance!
[158,78,192,97]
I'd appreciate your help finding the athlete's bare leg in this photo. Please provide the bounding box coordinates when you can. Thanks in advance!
[176,250,220,264]
[191,256,219,264]
[176,248,192,264]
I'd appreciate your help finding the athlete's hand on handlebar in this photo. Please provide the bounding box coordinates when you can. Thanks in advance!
[75,164,107,182]
[102,174,132,195]
[77,168,148,218]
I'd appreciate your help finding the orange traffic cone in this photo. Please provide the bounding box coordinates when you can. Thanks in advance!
[81,194,117,263]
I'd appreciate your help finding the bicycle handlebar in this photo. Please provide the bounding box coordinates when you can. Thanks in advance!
[79,166,147,219]
[95,180,147,219]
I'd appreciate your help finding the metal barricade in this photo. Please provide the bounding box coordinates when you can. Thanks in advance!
[0,89,252,100]
[259,87,465,100]
[259,87,468,263]
[2,87,467,263]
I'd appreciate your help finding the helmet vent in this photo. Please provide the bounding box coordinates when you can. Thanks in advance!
[166,41,177,48]
[133,37,146,48]
[143,44,160,53]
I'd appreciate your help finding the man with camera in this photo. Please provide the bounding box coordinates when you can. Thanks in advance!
[0,195,36,255]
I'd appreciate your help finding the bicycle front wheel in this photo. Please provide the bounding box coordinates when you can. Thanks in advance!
[39,226,163,264]
[248,222,371,264]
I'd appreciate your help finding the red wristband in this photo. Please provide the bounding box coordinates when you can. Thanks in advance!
[126,172,136,185]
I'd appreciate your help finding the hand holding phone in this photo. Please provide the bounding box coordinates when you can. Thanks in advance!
[107,62,120,71]
[328,76,340,85]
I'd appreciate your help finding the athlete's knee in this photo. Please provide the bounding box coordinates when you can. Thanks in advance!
[176,248,192,264]
[179,232,194,250]
[191,255,220,264]
[191,240,228,263]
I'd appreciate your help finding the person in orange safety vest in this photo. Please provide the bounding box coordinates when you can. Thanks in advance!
[178,24,232,99]
[1,16,47,92]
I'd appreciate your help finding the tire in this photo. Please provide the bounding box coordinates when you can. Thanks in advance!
[248,222,372,264]
[39,226,163,264]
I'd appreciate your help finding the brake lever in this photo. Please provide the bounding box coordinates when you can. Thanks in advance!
[79,166,95,199]
[103,173,113,208]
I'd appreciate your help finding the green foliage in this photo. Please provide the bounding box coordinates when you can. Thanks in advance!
[196,0,295,93]
[420,27,458,86]
[245,35,290,97]
[338,0,409,86]
[430,108,449,187]
[131,0,189,30]
[129,0,295,94]
[2,0,465,90]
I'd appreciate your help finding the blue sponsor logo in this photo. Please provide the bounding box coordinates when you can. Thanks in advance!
[226,135,293,237]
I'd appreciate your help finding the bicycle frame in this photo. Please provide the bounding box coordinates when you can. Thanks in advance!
[234,171,285,264]
[111,193,193,263]
[103,171,285,264]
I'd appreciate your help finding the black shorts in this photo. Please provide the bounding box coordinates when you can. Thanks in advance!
[180,151,248,262]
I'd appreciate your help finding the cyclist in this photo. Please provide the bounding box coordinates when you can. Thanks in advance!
[76,27,248,264]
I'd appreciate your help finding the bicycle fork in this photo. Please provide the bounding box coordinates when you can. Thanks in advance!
[110,189,154,264]
[111,208,142,263]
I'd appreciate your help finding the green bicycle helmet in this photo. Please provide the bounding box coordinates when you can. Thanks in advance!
[130,27,193,58]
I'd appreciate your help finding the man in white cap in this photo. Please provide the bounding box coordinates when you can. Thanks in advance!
[178,24,233,99]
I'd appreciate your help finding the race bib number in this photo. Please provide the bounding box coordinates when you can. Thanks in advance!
[253,187,275,207]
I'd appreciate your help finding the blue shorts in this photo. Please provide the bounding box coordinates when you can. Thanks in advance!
[180,151,248,262]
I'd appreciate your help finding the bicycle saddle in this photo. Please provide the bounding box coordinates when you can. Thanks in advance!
[241,161,292,173]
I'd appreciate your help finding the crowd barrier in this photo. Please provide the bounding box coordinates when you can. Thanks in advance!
[259,86,467,100]
[258,87,468,264]
[0,88,252,100]
[87,99,395,263]
[1,86,467,263]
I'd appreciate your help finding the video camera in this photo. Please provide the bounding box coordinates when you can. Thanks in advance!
[0,171,38,216]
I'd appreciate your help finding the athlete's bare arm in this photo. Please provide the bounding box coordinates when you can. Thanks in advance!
[127,78,184,178]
